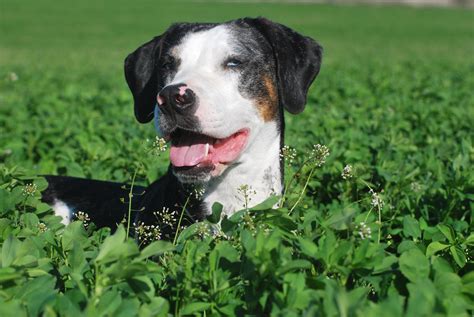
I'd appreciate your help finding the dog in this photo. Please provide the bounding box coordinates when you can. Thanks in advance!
[42,17,322,237]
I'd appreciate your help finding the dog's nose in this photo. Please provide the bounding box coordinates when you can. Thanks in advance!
[157,83,196,113]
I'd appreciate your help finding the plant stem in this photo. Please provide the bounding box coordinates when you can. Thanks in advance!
[280,156,314,208]
[289,165,316,214]
[126,168,138,239]
[173,195,191,245]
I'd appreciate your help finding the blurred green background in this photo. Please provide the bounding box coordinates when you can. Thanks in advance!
[1,0,473,74]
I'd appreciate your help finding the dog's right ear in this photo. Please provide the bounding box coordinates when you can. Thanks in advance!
[124,36,162,123]
[244,18,322,115]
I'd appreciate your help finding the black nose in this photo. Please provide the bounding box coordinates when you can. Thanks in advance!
[157,83,196,113]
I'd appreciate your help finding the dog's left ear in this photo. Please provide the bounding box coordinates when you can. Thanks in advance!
[124,36,162,123]
[245,18,323,114]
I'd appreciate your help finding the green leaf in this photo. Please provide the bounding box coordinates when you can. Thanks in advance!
[0,267,23,282]
[373,255,398,274]
[461,271,474,296]
[68,241,86,274]
[437,224,455,244]
[406,279,436,316]
[94,289,122,316]
[449,245,466,268]
[323,207,357,230]
[434,272,462,299]
[464,233,474,246]
[426,241,449,257]
[207,202,223,224]
[399,248,430,282]
[139,297,169,317]
[249,195,280,211]
[95,226,138,264]
[402,216,421,239]
[15,275,57,316]
[1,235,20,267]
[0,189,16,213]
[21,213,39,229]
[275,259,312,275]
[298,237,319,259]
[62,221,88,251]
[180,302,211,315]
[215,241,240,262]
[431,256,454,273]
[137,241,174,261]
[0,299,27,317]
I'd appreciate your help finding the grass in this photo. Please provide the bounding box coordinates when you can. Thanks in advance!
[1,1,473,316]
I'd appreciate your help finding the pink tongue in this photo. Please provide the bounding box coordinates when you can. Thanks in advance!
[170,132,210,167]
[170,143,207,167]
[170,130,249,168]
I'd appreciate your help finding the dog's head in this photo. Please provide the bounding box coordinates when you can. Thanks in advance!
[125,18,322,183]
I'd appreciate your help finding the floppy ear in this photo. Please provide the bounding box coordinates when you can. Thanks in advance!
[124,36,162,123]
[245,18,323,114]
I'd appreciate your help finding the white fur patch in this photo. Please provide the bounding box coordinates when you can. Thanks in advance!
[203,121,282,215]
[53,200,72,225]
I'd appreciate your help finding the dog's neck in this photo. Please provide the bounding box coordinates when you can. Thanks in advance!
[201,121,282,216]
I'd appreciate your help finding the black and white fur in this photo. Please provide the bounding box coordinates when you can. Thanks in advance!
[42,17,323,234]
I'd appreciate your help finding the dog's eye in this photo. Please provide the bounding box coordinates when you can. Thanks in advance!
[161,57,176,70]
[224,58,243,69]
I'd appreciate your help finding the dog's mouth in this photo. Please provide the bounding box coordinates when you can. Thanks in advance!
[169,129,249,179]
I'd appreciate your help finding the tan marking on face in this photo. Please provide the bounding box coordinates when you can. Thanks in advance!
[257,74,278,122]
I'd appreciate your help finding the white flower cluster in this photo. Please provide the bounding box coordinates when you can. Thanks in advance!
[280,145,297,165]
[357,222,372,240]
[22,183,37,196]
[309,144,330,167]
[369,189,384,209]
[237,184,257,209]
[153,207,177,227]
[134,221,162,244]
[149,136,167,156]
[76,211,91,228]
[8,72,19,82]
[38,222,48,233]
[341,164,353,180]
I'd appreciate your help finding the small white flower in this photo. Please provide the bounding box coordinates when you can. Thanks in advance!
[8,72,18,81]
[280,145,297,165]
[196,222,209,239]
[357,222,372,240]
[149,136,167,156]
[341,164,353,180]
[309,144,330,167]
[153,207,177,227]
[237,184,257,209]
[38,222,48,233]
[22,183,37,196]
[410,182,421,193]
[76,211,91,228]
[369,189,384,209]
[135,221,162,243]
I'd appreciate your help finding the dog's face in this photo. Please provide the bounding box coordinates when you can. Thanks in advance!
[125,18,322,183]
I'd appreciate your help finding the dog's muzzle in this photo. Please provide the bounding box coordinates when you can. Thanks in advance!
[157,83,196,115]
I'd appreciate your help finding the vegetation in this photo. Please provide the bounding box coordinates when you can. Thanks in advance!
[0,1,473,315]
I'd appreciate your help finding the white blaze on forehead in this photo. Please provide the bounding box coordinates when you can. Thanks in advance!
[174,25,233,74]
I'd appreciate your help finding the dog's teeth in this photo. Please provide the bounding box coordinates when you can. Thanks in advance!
[205,143,209,157]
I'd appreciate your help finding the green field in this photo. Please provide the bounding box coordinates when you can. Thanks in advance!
[1,1,473,316]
